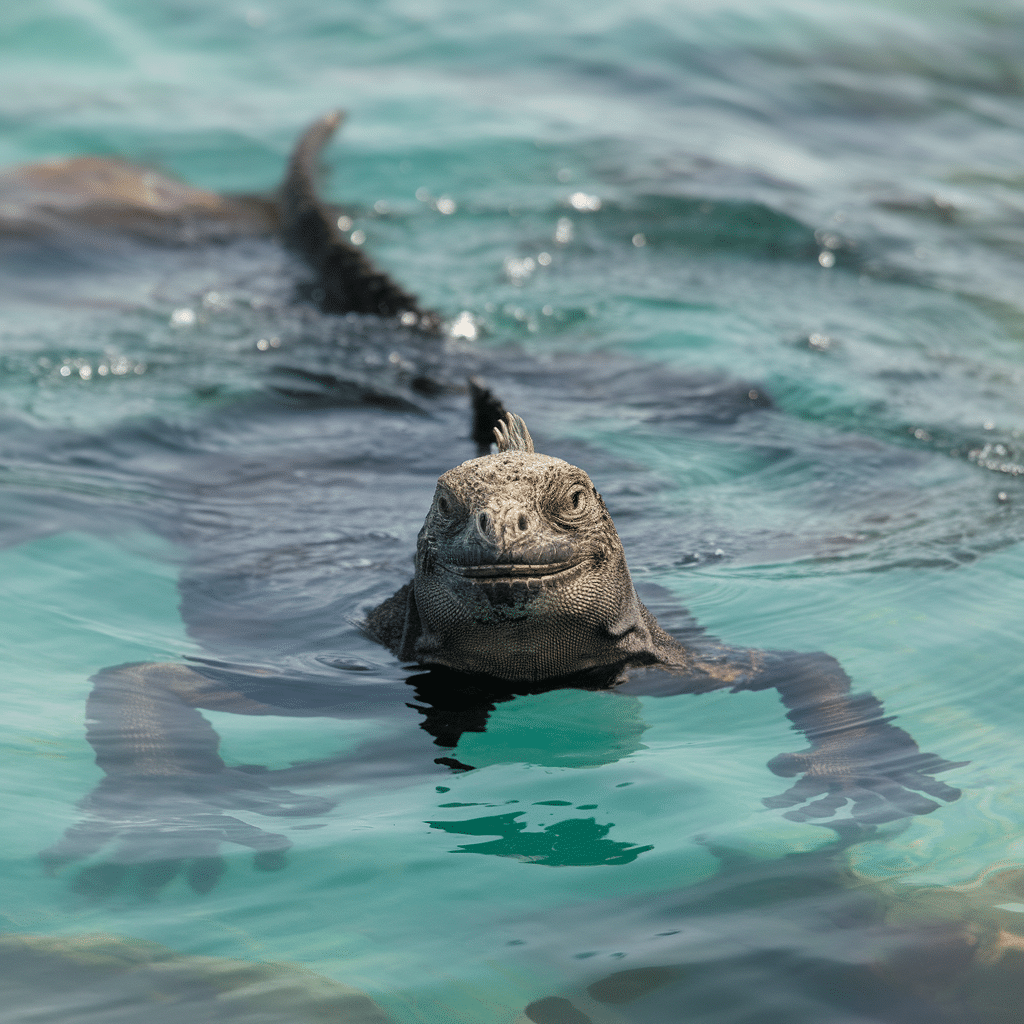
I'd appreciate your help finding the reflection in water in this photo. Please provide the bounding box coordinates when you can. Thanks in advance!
[408,670,649,769]
[427,813,653,867]
[41,634,963,901]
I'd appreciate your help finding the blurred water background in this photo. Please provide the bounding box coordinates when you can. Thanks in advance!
[4,1,1024,1021]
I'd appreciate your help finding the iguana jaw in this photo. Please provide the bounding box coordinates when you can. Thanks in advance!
[443,557,583,580]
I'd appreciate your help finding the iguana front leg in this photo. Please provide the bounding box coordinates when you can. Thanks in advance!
[749,651,965,824]
[619,647,965,826]
[41,662,336,895]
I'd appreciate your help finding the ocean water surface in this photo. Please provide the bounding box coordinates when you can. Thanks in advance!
[3,1,1024,1021]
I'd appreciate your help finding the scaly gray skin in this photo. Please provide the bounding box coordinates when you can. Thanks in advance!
[366,414,683,680]
[367,412,966,818]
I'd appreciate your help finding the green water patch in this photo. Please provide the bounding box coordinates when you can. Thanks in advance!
[427,812,654,867]
[0,532,196,859]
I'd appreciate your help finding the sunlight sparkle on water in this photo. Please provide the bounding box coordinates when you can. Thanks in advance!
[504,257,536,285]
[170,308,196,327]
[569,192,601,212]
[449,311,478,341]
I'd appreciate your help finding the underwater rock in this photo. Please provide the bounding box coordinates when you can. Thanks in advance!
[0,932,394,1024]
[514,863,1024,1024]
[0,156,279,244]
[869,866,1024,1023]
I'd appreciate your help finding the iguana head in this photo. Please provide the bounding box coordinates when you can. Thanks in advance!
[392,414,665,681]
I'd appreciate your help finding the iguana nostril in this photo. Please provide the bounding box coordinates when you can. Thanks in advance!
[518,514,528,531]
[478,511,491,534]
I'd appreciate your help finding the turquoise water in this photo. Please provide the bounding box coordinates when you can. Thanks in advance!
[4,1,1024,1021]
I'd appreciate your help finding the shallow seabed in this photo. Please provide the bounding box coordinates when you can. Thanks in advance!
[3,1,1024,1022]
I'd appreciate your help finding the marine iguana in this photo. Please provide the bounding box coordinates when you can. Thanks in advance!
[11,113,959,891]
[41,412,964,894]
[0,111,438,329]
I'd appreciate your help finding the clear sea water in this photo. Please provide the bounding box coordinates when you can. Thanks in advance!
[4,1,1024,1021]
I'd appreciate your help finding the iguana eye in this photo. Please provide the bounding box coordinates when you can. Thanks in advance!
[437,496,451,515]
[558,486,589,521]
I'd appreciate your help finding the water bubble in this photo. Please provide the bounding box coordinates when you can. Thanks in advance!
[436,197,457,215]
[537,251,552,266]
[400,311,418,327]
[256,339,270,351]
[78,365,92,380]
[569,192,601,212]
[350,230,366,245]
[170,307,196,327]
[818,251,836,268]
[373,200,389,214]
[415,187,431,202]
[59,365,72,377]
[808,333,831,350]
[632,233,646,247]
[554,217,573,245]
[336,215,353,231]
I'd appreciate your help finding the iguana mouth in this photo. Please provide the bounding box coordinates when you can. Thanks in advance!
[445,559,581,580]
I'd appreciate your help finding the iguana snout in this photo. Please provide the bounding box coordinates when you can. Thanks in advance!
[438,486,579,571]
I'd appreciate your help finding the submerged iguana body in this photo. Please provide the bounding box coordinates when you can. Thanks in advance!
[43,412,965,895]
[19,118,962,890]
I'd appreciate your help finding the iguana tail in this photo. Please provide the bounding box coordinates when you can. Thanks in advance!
[278,111,439,329]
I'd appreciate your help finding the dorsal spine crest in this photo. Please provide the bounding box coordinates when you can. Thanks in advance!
[493,413,534,453]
